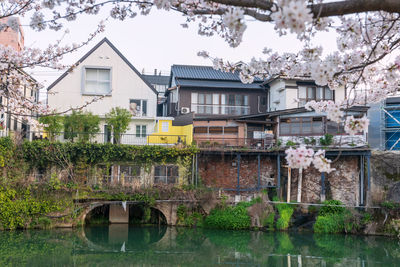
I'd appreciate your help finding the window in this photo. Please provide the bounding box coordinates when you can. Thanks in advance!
[223,127,239,134]
[130,99,147,117]
[136,125,147,137]
[83,67,111,95]
[104,125,111,143]
[298,86,334,106]
[194,127,208,134]
[280,117,324,136]
[260,96,266,106]
[327,121,346,135]
[191,93,250,115]
[161,121,169,132]
[120,165,141,183]
[193,126,239,135]
[209,127,223,134]
[13,117,17,131]
[154,165,179,184]
[153,84,167,93]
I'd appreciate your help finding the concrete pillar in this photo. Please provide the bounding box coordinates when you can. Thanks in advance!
[108,224,129,245]
[109,204,129,224]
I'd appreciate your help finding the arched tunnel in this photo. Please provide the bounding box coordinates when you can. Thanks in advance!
[84,203,168,226]
[82,203,169,252]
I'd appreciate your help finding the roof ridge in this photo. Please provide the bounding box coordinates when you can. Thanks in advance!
[47,37,158,95]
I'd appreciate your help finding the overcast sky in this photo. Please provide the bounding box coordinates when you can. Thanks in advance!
[20,8,337,94]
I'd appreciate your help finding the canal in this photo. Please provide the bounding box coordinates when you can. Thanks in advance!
[0,226,399,266]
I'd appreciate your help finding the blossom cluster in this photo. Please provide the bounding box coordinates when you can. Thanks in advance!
[271,0,313,38]
[285,146,335,173]
[304,100,344,123]
[344,116,369,136]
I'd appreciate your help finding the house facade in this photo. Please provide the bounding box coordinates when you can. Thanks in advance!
[165,65,267,145]
[165,65,267,117]
[0,17,39,139]
[142,70,170,116]
[264,75,346,111]
[47,38,159,144]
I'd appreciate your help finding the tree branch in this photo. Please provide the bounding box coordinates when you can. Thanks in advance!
[207,0,400,18]
[310,0,400,18]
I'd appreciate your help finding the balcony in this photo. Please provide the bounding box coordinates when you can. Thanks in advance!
[25,132,187,146]
[194,136,275,150]
[191,104,250,116]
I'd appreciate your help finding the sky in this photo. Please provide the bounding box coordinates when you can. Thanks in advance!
[19,7,338,98]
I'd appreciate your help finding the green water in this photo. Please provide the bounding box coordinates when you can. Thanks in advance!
[0,226,399,266]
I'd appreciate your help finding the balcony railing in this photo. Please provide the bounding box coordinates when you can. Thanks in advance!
[191,104,250,115]
[21,131,187,146]
[194,136,275,150]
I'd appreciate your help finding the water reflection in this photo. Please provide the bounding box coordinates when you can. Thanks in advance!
[83,225,167,252]
[1,226,400,266]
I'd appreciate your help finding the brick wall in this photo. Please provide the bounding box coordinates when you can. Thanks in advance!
[198,153,276,190]
[0,17,24,51]
[199,152,361,205]
[286,156,360,205]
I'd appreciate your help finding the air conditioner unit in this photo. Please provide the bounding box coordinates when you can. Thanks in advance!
[181,107,190,114]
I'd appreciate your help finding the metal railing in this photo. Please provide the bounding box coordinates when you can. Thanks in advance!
[194,137,275,150]
[23,131,187,146]
[191,104,250,115]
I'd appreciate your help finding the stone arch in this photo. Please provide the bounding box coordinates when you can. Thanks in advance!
[79,203,106,226]
[153,202,179,225]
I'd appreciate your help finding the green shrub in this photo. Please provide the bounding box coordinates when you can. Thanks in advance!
[285,140,297,147]
[105,107,132,144]
[381,201,399,210]
[0,186,65,230]
[205,202,251,230]
[314,200,357,234]
[319,134,333,146]
[263,212,275,230]
[314,214,344,234]
[319,200,345,216]
[38,115,64,141]
[276,202,294,230]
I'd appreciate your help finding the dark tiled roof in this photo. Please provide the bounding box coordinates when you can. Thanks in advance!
[176,79,263,89]
[171,64,262,82]
[142,74,170,85]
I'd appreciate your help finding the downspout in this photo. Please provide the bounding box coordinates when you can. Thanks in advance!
[174,85,180,114]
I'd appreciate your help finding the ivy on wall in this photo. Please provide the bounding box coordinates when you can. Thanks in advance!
[21,140,199,170]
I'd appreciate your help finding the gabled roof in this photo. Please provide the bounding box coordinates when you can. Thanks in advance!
[170,64,263,83]
[142,74,170,86]
[47,37,157,95]
[262,74,314,86]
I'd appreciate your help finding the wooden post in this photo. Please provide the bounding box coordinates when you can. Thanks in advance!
[367,155,371,206]
[236,154,241,195]
[360,155,365,206]
[287,167,291,203]
[277,155,281,197]
[257,154,261,190]
[321,172,326,202]
[297,168,303,203]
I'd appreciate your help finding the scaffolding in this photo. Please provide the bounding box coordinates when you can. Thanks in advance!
[382,102,400,150]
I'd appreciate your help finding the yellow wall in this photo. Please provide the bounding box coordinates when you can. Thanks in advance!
[148,120,193,145]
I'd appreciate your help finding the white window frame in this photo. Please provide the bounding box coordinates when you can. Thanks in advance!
[130,99,148,117]
[82,66,112,96]
[161,121,169,132]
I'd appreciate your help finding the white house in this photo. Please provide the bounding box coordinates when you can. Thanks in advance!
[264,75,346,111]
[47,37,159,144]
